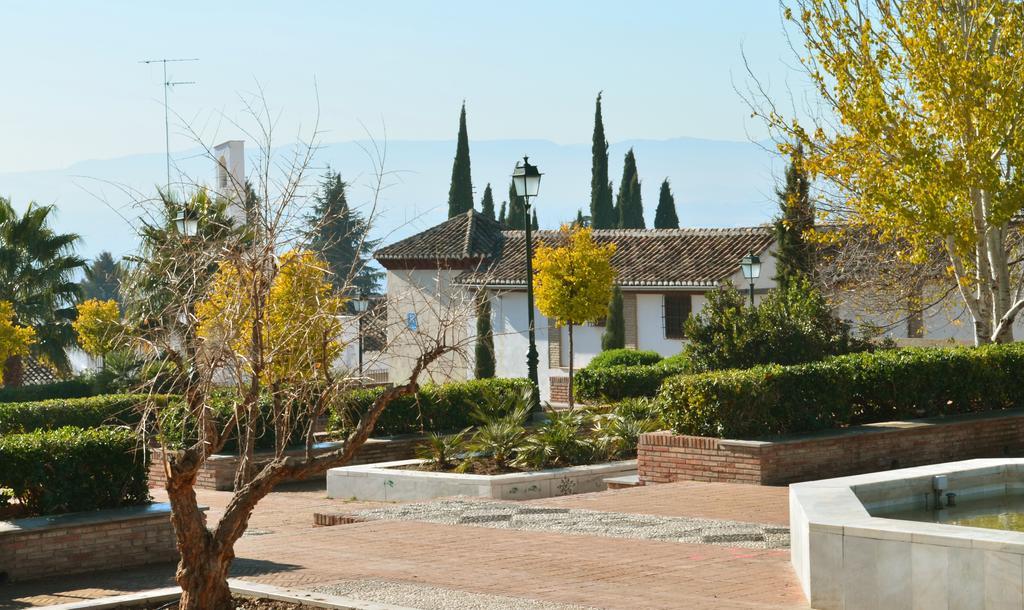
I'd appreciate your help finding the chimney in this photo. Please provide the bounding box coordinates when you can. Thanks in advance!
[213,140,246,222]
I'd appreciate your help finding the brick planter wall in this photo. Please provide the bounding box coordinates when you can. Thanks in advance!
[549,376,569,403]
[149,435,425,491]
[0,503,184,582]
[639,409,1024,486]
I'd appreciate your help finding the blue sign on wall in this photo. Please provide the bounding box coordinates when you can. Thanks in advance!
[406,312,418,330]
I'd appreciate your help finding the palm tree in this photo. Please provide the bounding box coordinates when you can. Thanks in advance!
[119,188,240,376]
[0,197,86,385]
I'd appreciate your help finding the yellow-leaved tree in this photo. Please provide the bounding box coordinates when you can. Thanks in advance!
[0,301,35,385]
[196,249,347,450]
[73,299,123,364]
[750,0,1024,344]
[533,225,616,407]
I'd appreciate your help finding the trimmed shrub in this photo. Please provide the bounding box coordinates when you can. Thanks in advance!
[0,379,96,403]
[158,389,307,453]
[683,279,871,373]
[659,343,1024,439]
[328,378,533,437]
[575,356,689,402]
[660,352,691,370]
[0,426,150,516]
[586,349,663,369]
[0,394,170,435]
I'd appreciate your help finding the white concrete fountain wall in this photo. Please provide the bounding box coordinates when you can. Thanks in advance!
[791,458,1024,610]
[327,459,637,502]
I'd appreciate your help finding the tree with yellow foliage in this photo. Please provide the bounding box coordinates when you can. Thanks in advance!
[197,249,347,389]
[533,225,616,407]
[73,299,123,364]
[0,301,35,385]
[749,0,1024,344]
[196,249,346,456]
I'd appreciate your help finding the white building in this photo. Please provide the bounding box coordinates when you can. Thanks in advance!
[375,210,1020,401]
[375,210,777,402]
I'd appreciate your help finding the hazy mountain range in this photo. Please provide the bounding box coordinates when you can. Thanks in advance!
[0,137,785,261]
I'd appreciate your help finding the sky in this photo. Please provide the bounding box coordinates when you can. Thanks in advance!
[0,1,803,173]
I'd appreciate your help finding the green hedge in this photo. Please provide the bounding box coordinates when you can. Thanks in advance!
[575,354,690,402]
[659,344,1024,439]
[587,349,663,369]
[0,426,150,516]
[158,390,308,453]
[0,394,170,435]
[328,378,533,437]
[0,379,96,403]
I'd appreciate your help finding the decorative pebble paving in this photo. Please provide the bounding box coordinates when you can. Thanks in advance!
[313,579,597,610]
[351,499,790,549]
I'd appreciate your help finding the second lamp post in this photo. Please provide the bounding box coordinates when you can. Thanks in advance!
[512,156,542,409]
[351,292,370,377]
[740,252,761,306]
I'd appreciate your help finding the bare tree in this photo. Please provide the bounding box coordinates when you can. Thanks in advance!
[117,97,481,609]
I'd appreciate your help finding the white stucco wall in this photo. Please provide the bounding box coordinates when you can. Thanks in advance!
[559,323,603,368]
[384,268,475,386]
[493,291,554,402]
[635,293,686,356]
[834,284,1024,344]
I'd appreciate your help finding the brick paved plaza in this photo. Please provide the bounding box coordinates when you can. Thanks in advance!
[1,481,806,609]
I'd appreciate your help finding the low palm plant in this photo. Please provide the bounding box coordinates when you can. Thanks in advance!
[469,417,528,469]
[593,396,663,458]
[602,415,659,458]
[517,408,596,468]
[466,386,533,469]
[415,428,470,471]
[612,397,663,425]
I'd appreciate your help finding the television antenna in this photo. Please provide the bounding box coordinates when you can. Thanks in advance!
[139,57,198,195]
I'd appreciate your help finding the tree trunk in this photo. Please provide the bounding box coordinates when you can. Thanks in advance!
[567,323,575,409]
[177,554,233,610]
[3,355,23,387]
[161,346,447,610]
[166,459,234,610]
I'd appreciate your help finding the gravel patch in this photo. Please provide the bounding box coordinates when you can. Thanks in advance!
[350,499,789,550]
[313,578,596,610]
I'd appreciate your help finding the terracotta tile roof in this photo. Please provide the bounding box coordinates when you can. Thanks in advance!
[374,210,776,287]
[453,227,775,288]
[375,209,504,265]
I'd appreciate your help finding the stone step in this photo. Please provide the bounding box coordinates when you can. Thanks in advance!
[604,474,641,490]
[313,512,364,527]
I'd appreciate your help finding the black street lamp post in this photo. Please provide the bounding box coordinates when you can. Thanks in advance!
[512,156,542,410]
[740,252,761,306]
[351,293,370,378]
[175,204,200,403]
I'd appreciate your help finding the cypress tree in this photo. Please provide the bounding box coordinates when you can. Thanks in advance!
[447,102,474,217]
[531,209,539,230]
[590,93,616,229]
[506,181,526,230]
[498,201,507,225]
[601,285,625,351]
[615,149,644,228]
[480,183,495,220]
[774,144,815,289]
[474,293,496,379]
[654,178,680,229]
[575,209,586,227]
